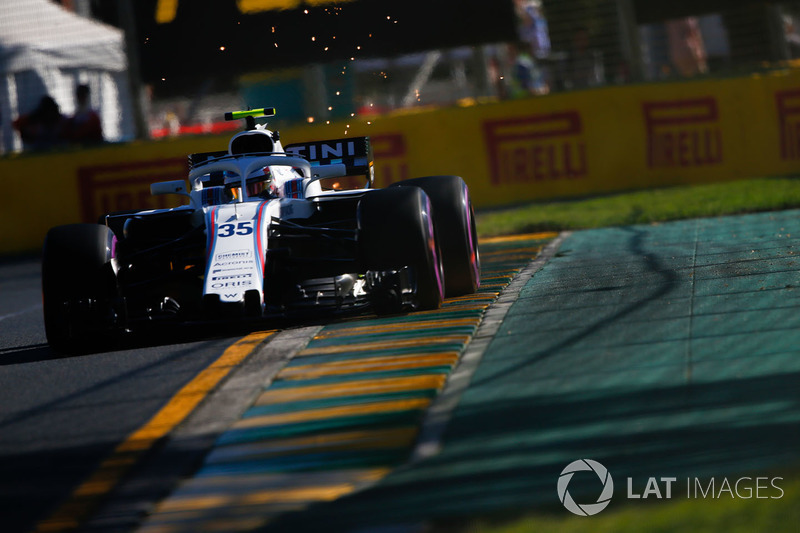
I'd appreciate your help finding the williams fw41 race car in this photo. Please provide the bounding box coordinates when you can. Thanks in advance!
[42,108,480,353]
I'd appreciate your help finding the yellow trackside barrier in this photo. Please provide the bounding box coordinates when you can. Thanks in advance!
[3,68,800,255]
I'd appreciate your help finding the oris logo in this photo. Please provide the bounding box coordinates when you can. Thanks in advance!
[557,459,614,516]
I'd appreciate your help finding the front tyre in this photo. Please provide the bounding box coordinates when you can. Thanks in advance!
[42,224,119,354]
[391,175,480,296]
[358,187,444,312]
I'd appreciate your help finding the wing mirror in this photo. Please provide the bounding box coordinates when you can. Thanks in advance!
[151,180,197,209]
[151,180,189,196]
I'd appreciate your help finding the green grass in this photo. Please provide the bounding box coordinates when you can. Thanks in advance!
[449,472,800,533]
[476,177,800,237]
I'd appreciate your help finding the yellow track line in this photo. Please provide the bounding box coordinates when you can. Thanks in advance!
[34,330,276,533]
[256,375,448,405]
[480,246,542,258]
[151,468,392,515]
[233,397,432,429]
[279,352,460,380]
[480,269,521,277]
[297,334,471,356]
[316,317,480,338]
[208,427,419,460]
[445,293,498,302]
[150,466,391,492]
[479,232,559,244]
[156,483,364,514]
[480,273,516,280]
[416,303,488,314]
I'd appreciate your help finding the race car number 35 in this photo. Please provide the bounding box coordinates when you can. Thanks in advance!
[218,222,254,237]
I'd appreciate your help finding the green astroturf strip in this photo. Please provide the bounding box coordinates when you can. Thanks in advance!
[242,389,440,417]
[269,366,454,388]
[286,346,462,366]
[216,410,426,445]
[270,354,463,380]
[197,449,411,477]
[321,309,486,330]
[302,326,478,348]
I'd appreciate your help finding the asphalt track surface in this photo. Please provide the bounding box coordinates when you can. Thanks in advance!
[1,210,798,532]
[0,232,552,533]
[0,257,273,532]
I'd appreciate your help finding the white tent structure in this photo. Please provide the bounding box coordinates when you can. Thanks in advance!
[0,0,135,153]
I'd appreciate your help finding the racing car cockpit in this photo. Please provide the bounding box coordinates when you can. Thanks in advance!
[227,129,278,200]
[183,117,308,207]
[153,107,374,212]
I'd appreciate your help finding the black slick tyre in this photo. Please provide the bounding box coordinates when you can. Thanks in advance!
[391,175,480,296]
[42,223,118,354]
[358,186,444,312]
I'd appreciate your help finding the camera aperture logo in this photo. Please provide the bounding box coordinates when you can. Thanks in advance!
[557,459,614,516]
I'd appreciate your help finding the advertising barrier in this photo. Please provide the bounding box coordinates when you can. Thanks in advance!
[2,69,800,255]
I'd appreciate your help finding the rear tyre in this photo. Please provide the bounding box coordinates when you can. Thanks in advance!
[391,175,480,296]
[42,224,119,354]
[358,187,444,312]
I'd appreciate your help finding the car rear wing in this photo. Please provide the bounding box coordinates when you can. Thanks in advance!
[284,136,374,188]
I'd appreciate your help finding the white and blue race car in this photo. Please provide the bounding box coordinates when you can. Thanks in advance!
[42,108,480,353]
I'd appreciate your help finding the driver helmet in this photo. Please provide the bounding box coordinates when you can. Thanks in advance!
[245,167,274,198]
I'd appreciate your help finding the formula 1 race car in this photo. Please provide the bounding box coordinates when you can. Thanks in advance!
[42,108,480,353]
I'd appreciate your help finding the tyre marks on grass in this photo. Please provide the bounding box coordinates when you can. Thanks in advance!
[138,233,557,532]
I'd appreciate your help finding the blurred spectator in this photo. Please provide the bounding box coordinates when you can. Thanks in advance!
[515,0,551,93]
[667,17,708,76]
[516,0,551,58]
[12,95,67,151]
[507,42,548,97]
[164,110,181,137]
[65,84,103,145]
[783,12,800,59]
